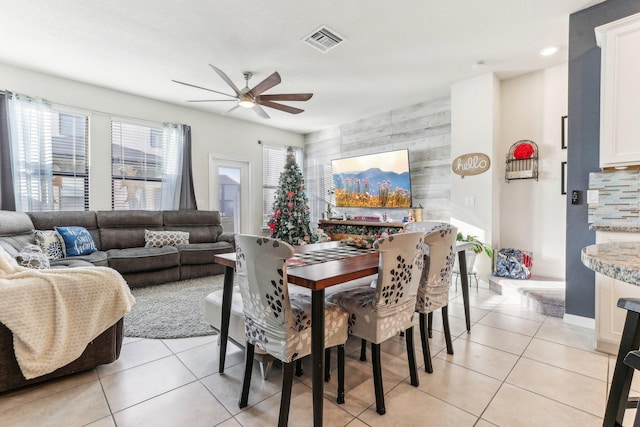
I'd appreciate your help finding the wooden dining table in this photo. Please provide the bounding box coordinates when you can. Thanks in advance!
[213,240,473,427]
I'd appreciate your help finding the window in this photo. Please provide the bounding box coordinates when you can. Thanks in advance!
[111,120,184,210]
[51,111,90,211]
[5,92,89,212]
[262,144,303,226]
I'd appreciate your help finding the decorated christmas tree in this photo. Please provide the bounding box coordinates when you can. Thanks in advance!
[268,147,314,245]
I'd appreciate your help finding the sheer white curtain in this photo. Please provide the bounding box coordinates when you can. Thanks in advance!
[6,93,54,212]
[160,123,184,210]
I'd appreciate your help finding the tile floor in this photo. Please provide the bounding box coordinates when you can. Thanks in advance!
[0,283,636,426]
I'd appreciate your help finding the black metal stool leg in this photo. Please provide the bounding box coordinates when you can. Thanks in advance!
[604,298,640,427]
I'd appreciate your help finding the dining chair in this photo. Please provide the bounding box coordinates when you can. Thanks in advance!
[414,223,457,373]
[326,231,426,415]
[234,234,349,427]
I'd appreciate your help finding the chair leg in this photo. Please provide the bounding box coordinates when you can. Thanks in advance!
[295,358,303,377]
[324,347,331,382]
[371,342,386,415]
[360,338,367,361]
[279,361,295,427]
[419,313,433,373]
[427,311,433,338]
[239,342,255,408]
[442,306,454,355]
[337,344,345,404]
[405,326,419,387]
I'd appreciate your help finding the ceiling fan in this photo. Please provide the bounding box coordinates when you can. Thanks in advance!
[172,65,313,119]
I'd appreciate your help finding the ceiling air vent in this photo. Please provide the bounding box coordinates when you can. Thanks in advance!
[303,26,344,53]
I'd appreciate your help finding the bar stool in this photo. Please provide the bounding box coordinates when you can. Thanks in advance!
[623,350,640,427]
[603,298,640,427]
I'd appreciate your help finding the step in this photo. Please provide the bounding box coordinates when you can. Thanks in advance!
[488,275,565,318]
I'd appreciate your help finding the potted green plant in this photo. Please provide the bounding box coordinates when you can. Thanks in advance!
[455,233,493,277]
[456,232,493,258]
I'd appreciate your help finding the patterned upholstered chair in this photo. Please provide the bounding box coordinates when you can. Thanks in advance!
[326,231,426,415]
[234,235,349,427]
[411,222,457,373]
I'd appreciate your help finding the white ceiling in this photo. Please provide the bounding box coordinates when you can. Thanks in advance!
[0,0,604,134]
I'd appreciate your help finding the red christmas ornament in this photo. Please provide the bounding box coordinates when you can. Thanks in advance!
[287,191,295,199]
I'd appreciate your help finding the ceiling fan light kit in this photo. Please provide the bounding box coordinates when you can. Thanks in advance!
[173,65,313,119]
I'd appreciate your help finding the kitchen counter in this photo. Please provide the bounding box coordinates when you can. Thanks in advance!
[582,241,640,286]
[589,222,640,233]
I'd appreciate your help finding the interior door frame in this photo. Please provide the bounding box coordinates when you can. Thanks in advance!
[208,154,251,234]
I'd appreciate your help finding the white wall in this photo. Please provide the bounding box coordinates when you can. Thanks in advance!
[451,73,501,278]
[499,64,567,279]
[0,62,304,233]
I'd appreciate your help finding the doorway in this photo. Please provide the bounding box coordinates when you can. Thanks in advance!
[209,156,251,234]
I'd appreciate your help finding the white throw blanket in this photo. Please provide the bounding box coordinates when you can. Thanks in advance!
[0,248,135,379]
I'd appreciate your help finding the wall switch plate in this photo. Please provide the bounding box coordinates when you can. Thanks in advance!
[587,190,599,204]
[571,190,581,205]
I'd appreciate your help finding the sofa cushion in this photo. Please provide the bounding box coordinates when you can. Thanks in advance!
[34,230,66,260]
[106,246,180,274]
[50,250,109,267]
[55,226,98,256]
[144,230,189,248]
[177,242,235,265]
[163,210,222,243]
[97,210,164,250]
[28,211,101,250]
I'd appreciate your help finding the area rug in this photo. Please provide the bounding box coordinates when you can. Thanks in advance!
[124,275,225,339]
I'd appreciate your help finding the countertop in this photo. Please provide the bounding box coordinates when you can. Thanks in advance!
[589,222,640,232]
[581,241,640,286]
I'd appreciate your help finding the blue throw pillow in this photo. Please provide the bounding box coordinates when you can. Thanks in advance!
[55,226,98,256]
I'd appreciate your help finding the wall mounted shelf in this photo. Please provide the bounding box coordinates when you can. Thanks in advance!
[505,140,539,182]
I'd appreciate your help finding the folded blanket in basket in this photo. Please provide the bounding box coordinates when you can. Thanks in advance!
[0,248,135,379]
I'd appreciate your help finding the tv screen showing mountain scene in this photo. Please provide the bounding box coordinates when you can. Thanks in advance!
[331,149,412,208]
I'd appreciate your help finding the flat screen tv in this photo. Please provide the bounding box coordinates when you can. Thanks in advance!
[331,149,411,208]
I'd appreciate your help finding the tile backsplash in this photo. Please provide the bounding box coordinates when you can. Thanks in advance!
[588,169,640,225]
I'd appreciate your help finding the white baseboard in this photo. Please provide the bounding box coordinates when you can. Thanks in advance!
[563,313,595,330]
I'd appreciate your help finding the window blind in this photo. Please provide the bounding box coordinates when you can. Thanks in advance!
[262,144,303,222]
[51,111,90,211]
[111,120,164,210]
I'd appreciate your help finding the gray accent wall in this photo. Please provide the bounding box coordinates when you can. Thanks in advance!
[567,0,640,318]
[303,97,451,226]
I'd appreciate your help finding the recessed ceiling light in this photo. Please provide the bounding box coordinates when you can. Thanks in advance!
[539,46,559,56]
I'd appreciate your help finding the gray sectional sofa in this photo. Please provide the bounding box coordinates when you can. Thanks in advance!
[0,209,235,288]
[0,209,234,393]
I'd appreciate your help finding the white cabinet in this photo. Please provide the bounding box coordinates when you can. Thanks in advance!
[596,13,640,169]
[594,231,640,354]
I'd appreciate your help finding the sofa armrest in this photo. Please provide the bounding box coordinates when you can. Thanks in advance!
[218,232,236,247]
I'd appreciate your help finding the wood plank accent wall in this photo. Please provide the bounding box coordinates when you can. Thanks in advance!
[304,97,451,226]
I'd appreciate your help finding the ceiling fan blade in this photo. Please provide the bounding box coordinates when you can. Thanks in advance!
[259,100,304,114]
[252,104,270,119]
[222,105,240,116]
[187,99,237,102]
[172,79,236,98]
[209,64,241,96]
[248,72,281,97]
[258,93,313,102]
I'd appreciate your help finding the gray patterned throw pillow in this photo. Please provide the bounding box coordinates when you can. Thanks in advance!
[15,251,50,269]
[144,230,190,248]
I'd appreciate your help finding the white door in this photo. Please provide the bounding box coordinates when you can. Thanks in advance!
[209,156,251,234]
